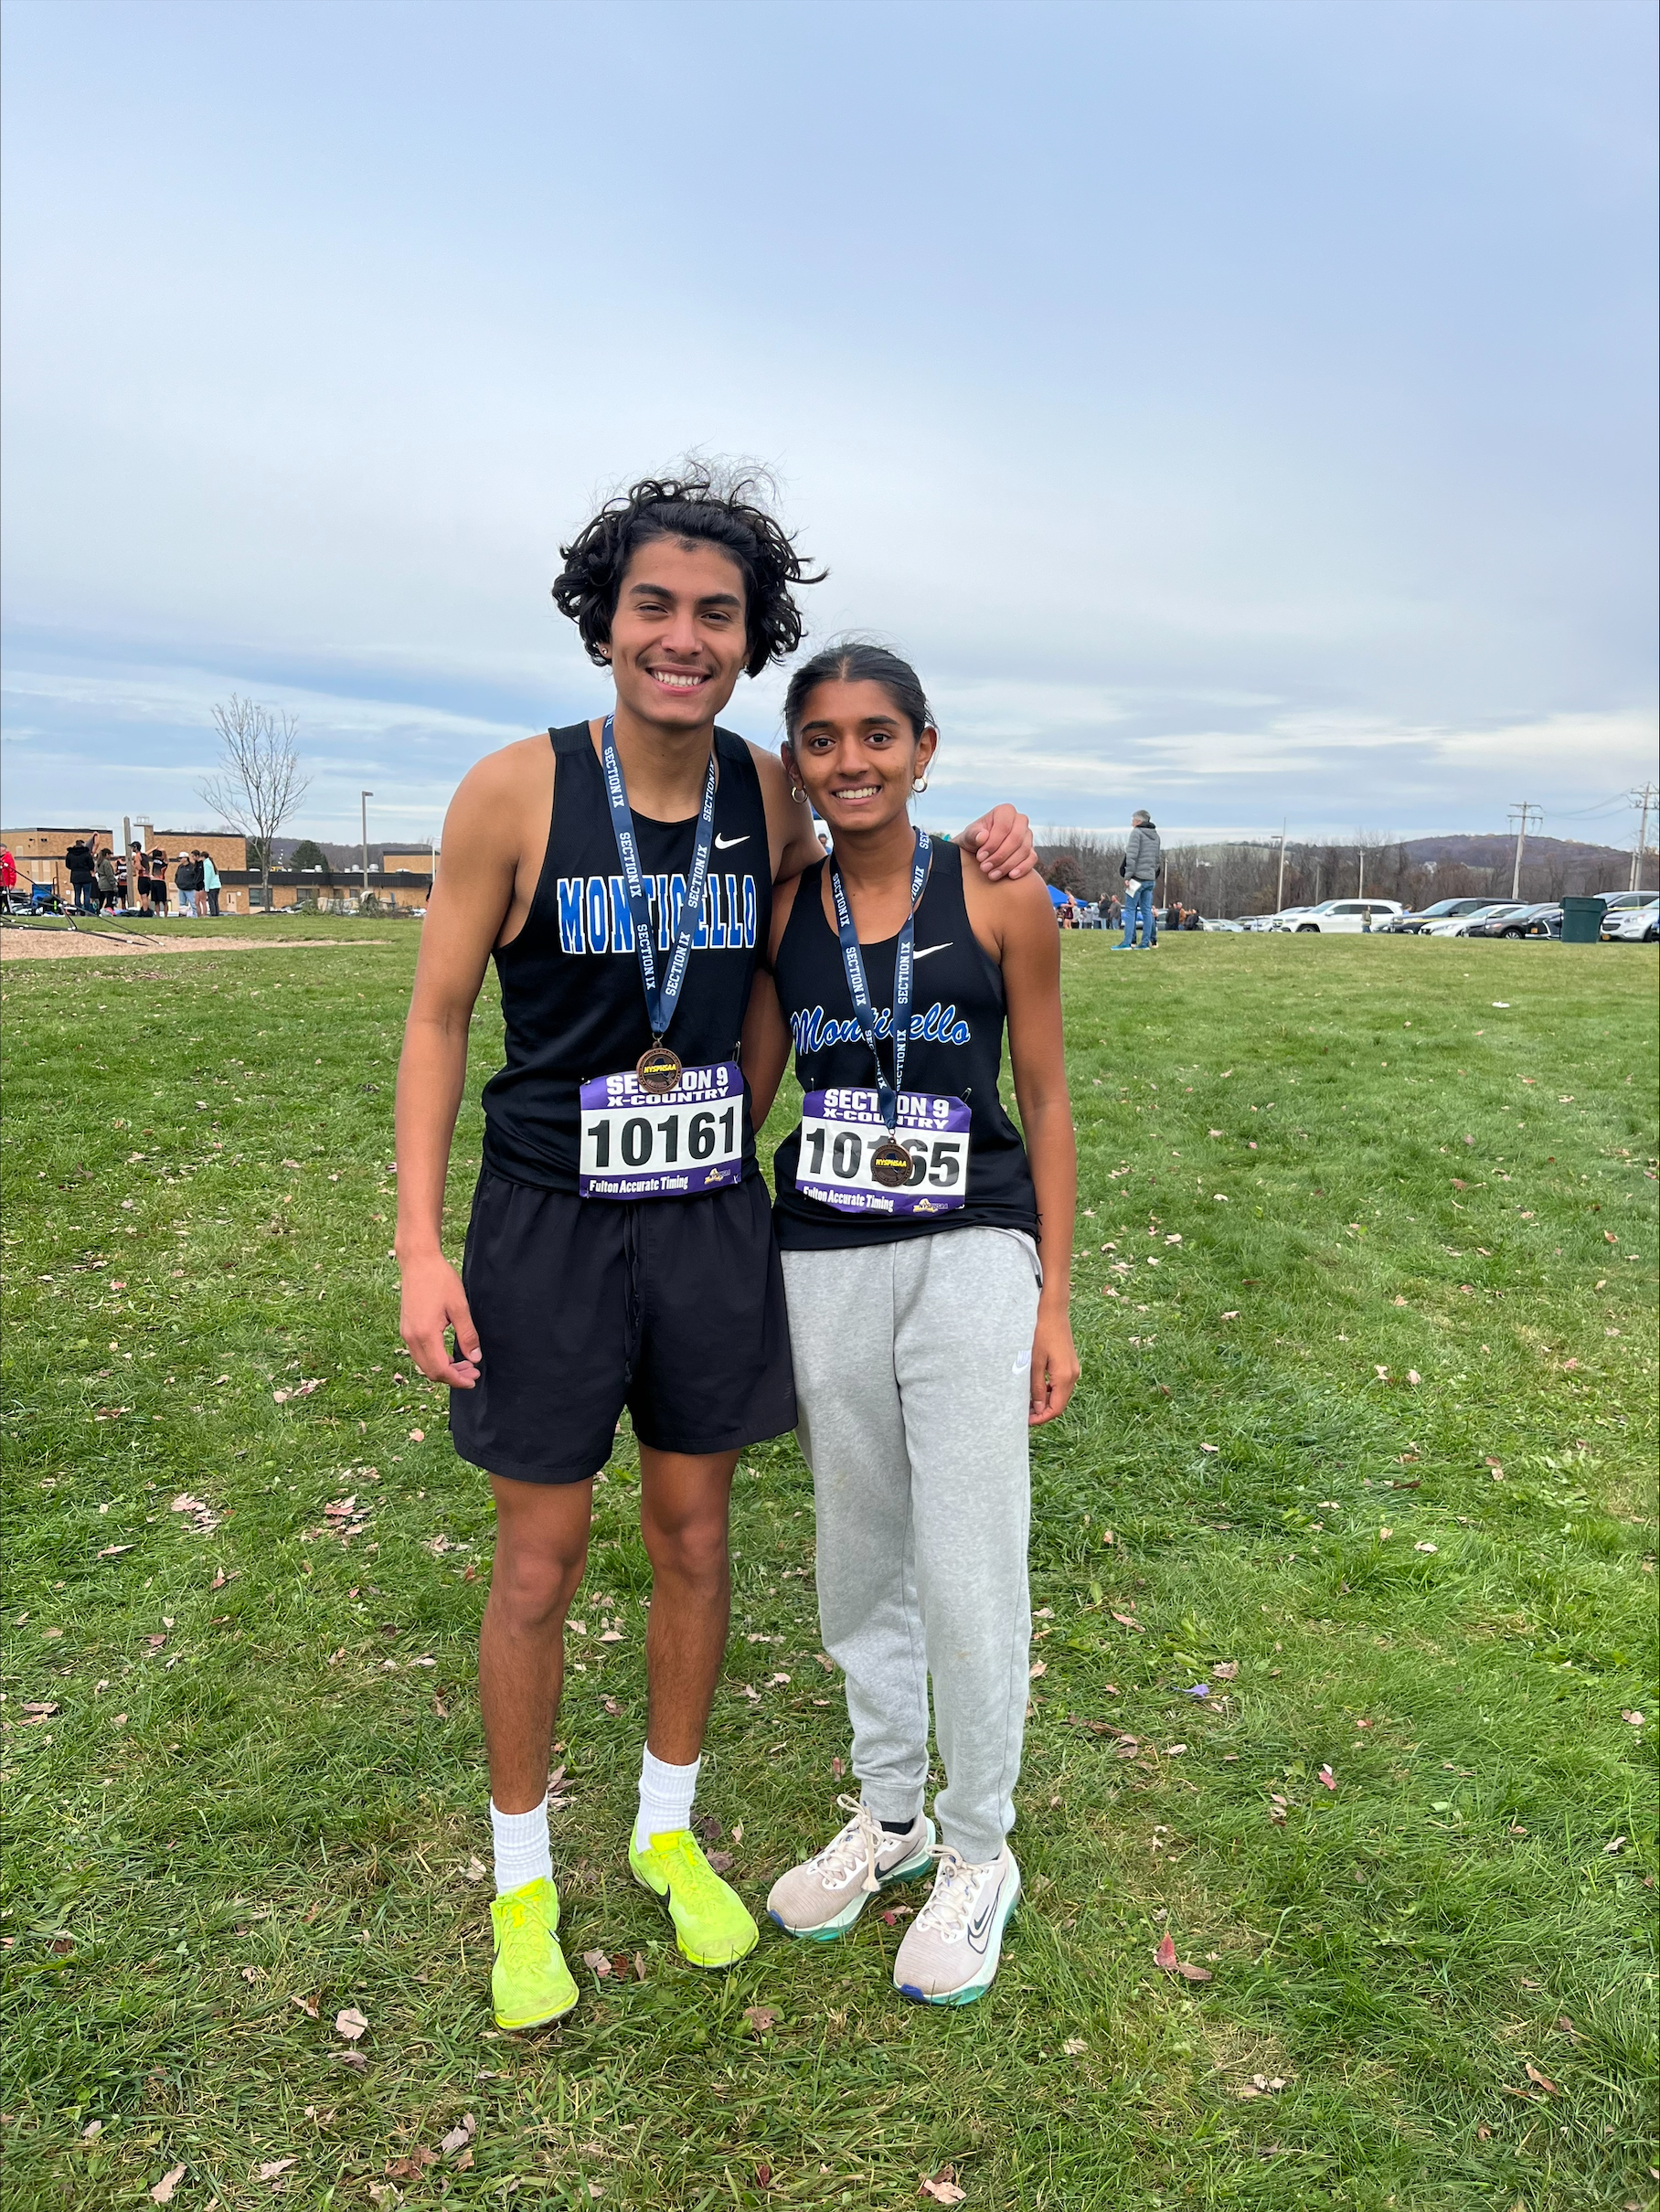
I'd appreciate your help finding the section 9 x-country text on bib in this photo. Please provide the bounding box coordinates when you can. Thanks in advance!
[579,1061,744,1200]
[795,1086,969,1218]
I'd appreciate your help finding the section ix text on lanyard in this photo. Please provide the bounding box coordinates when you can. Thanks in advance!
[828,827,932,1186]
[599,712,718,1094]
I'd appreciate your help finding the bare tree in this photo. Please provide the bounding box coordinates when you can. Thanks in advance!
[197,696,310,914]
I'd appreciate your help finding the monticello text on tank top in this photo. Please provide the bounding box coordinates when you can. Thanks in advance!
[789,1002,974,1054]
[555,870,760,956]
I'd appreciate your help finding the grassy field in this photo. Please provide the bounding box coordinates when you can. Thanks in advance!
[2,917,1655,2212]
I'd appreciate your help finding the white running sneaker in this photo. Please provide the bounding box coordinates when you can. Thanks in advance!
[892,1844,1020,2005]
[766,1796,935,1941]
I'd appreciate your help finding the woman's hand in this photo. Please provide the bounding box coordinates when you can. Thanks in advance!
[399,1252,482,1388]
[1028,1303,1080,1426]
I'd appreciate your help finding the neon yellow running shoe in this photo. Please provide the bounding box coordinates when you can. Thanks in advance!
[490,1876,578,2030]
[628,1829,759,1968]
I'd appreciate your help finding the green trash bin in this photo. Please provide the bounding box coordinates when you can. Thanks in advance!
[1560,897,1606,944]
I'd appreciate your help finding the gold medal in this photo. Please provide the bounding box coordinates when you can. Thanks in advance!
[635,1043,683,1095]
[869,1136,914,1187]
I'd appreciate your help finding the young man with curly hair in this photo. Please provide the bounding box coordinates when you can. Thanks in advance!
[395,472,1035,2029]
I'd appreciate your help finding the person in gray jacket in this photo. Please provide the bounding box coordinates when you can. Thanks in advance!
[1114,811,1162,951]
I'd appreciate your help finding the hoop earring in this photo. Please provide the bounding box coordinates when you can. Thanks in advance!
[789,782,807,803]
[912,775,930,795]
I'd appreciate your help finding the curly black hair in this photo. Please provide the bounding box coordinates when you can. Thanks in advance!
[552,465,825,680]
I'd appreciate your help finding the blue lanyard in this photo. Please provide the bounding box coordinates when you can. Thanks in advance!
[599,715,718,1044]
[827,829,932,1135]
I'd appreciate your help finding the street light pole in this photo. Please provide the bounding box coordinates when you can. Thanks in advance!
[360,792,373,900]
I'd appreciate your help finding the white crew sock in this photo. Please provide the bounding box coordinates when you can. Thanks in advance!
[491,1797,551,1897]
[633,1747,700,1852]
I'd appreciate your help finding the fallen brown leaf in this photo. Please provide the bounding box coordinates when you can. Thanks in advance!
[1155,1933,1213,1981]
[334,2005,368,2042]
[384,2151,437,2178]
[743,2005,779,2034]
[920,2167,967,2206]
[1525,2063,1559,2095]
[582,1950,612,1977]
[440,2114,476,2156]
[290,1993,319,2018]
[150,2166,186,2205]
[258,2158,296,2181]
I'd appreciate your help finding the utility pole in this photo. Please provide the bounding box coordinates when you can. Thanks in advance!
[1357,847,1365,900]
[1274,819,1287,913]
[1630,784,1656,892]
[1506,802,1541,900]
[360,791,373,900]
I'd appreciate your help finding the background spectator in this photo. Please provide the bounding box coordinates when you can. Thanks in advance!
[148,852,169,916]
[199,849,222,916]
[67,836,98,913]
[176,852,201,916]
[95,845,119,910]
[1114,809,1164,951]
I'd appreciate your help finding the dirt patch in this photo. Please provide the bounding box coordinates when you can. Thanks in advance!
[1,930,391,962]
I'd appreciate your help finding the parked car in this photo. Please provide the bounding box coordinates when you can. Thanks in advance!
[1384,897,1495,934]
[1421,901,1529,938]
[1240,907,1308,931]
[1468,901,1562,939]
[1272,899,1405,933]
[1609,898,1659,943]
[1599,891,1657,939]
[1197,915,1246,931]
[1523,906,1564,938]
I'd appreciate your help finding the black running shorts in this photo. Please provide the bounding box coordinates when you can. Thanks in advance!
[449,1171,797,1484]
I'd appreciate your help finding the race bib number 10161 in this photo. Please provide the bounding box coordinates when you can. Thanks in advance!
[579,1061,745,1200]
[795,1087,969,1218]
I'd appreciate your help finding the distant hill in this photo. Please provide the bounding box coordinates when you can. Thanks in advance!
[1400,834,1631,884]
[268,836,432,871]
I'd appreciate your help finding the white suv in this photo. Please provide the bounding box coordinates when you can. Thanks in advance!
[1599,891,1657,939]
[1273,899,1404,933]
[1610,898,1659,943]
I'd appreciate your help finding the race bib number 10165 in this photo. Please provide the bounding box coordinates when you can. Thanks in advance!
[579,1061,745,1200]
[795,1087,969,1218]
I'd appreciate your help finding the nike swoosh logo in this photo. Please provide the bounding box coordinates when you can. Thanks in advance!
[912,942,951,960]
[714,833,749,850]
[967,1880,1003,1951]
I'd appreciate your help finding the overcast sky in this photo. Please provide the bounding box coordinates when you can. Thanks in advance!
[3,0,1655,849]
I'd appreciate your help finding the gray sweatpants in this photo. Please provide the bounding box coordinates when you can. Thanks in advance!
[781,1228,1041,1866]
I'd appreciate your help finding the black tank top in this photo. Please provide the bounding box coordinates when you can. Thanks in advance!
[771,839,1038,1250]
[480,722,771,1192]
